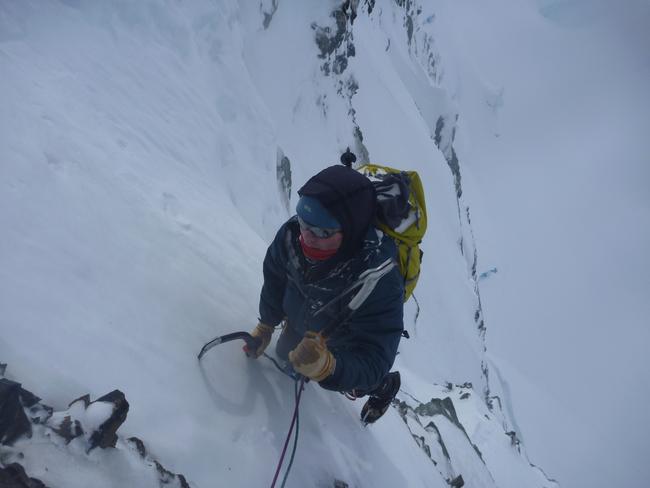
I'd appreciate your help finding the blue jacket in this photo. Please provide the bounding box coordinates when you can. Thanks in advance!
[259,217,404,392]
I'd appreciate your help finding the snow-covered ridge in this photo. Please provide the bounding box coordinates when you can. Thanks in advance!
[0,1,556,486]
[0,370,190,488]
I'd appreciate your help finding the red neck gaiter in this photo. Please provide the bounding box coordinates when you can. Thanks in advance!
[299,234,338,261]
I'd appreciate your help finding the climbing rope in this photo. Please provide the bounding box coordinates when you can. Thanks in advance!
[280,377,303,488]
[260,352,306,488]
[270,375,306,488]
[197,333,306,488]
[262,352,299,380]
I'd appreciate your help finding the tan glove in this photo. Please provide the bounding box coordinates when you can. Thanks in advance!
[288,331,336,382]
[246,322,274,358]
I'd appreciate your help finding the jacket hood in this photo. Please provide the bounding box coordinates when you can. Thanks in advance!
[297,165,376,259]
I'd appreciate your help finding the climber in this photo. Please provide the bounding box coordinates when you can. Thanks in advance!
[246,163,403,423]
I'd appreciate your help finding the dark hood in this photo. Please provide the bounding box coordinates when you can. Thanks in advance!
[298,165,376,259]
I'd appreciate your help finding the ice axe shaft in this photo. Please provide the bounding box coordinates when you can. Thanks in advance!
[319,258,396,340]
[197,331,261,360]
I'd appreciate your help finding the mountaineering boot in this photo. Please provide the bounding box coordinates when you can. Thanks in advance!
[360,371,401,424]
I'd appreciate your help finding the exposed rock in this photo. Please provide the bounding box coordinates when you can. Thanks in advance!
[26,402,53,425]
[432,116,463,199]
[0,370,51,429]
[1,372,192,486]
[155,460,175,483]
[489,395,503,412]
[261,0,278,29]
[47,390,129,450]
[506,430,521,450]
[449,474,464,487]
[332,54,348,75]
[352,126,370,164]
[393,0,418,45]
[177,474,190,488]
[155,460,190,488]
[434,116,445,146]
[406,14,414,44]
[68,394,90,409]
[312,2,356,76]
[423,421,450,461]
[448,147,462,198]
[334,480,349,488]
[416,397,484,461]
[50,415,84,443]
[276,148,292,214]
[0,463,49,488]
[0,379,33,445]
[414,397,459,423]
[314,10,348,59]
[125,437,189,487]
[127,436,147,458]
[87,390,129,451]
[414,433,433,459]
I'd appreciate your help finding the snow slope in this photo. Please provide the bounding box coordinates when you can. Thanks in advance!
[1,1,564,487]
[428,1,650,486]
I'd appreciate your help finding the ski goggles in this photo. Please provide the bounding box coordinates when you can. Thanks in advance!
[297,216,341,239]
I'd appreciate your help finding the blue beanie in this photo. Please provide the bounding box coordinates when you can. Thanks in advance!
[296,196,341,229]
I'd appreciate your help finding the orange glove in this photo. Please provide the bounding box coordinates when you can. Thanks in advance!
[247,322,274,358]
[288,331,336,382]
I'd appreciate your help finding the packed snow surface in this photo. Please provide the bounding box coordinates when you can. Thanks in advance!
[1,1,648,487]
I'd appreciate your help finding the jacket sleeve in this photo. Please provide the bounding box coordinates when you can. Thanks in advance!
[258,223,290,327]
[319,266,404,392]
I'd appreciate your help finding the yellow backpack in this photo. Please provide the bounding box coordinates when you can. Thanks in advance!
[358,164,427,302]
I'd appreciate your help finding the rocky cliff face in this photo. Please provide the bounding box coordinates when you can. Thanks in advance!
[394,381,558,488]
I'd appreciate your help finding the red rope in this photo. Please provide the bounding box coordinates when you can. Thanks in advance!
[270,377,305,488]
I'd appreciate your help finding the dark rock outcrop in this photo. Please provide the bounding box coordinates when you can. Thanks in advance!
[88,390,129,450]
[276,149,292,214]
[45,389,129,451]
[154,460,190,488]
[50,415,84,443]
[0,379,36,445]
[0,463,49,488]
[449,474,465,487]
[128,436,147,458]
[1,365,192,487]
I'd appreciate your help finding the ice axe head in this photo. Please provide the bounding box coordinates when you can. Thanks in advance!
[197,331,262,360]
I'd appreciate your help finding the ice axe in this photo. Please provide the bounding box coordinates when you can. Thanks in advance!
[198,259,395,360]
[316,257,396,340]
[197,331,261,360]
